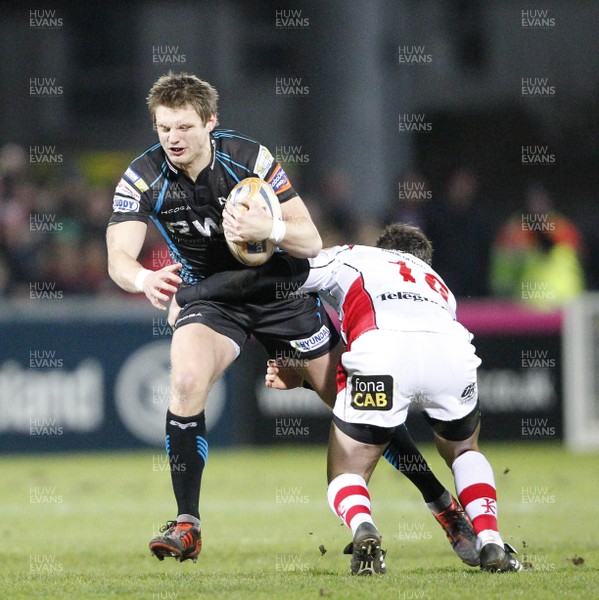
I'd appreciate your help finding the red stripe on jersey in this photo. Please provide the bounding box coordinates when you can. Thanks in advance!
[458,483,497,508]
[342,275,377,349]
[472,514,498,534]
[333,485,370,513]
[336,362,347,395]
[345,504,371,525]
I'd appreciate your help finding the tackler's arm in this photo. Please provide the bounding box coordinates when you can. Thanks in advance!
[175,253,310,307]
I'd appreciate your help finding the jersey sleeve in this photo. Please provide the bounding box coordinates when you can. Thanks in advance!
[251,143,297,203]
[216,132,299,203]
[108,167,153,226]
[175,252,310,306]
[302,246,350,293]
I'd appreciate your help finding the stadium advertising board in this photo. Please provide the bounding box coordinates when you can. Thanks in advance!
[0,301,562,452]
[0,303,234,452]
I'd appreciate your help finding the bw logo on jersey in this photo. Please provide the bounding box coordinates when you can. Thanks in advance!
[350,375,393,410]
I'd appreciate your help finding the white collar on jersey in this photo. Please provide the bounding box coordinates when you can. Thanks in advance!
[209,137,216,170]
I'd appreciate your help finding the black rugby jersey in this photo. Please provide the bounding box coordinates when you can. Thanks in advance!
[108,130,297,283]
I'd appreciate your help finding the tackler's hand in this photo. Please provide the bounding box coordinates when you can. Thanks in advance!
[265,359,304,390]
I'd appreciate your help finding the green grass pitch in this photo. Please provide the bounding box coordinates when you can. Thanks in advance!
[1,443,597,599]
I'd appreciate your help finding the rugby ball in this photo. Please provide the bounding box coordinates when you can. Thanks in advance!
[225,177,283,266]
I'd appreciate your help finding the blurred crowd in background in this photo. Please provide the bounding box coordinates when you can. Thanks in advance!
[1,2,597,312]
[0,143,114,298]
[0,140,594,309]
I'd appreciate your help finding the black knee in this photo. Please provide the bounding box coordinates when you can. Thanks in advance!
[332,415,395,445]
[424,402,481,441]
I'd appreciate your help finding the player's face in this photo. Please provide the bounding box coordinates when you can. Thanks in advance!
[154,105,216,175]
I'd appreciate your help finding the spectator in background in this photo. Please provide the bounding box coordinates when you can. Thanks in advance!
[427,167,490,298]
[375,169,434,257]
[489,182,585,310]
[80,185,115,239]
[315,168,360,246]
[0,143,118,297]
[80,237,113,293]
[0,181,44,295]
[0,143,28,196]
[582,215,599,291]
[382,169,431,232]
[0,253,9,296]
[0,145,32,293]
[40,235,86,294]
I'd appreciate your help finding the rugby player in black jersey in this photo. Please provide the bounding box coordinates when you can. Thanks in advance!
[107,72,476,566]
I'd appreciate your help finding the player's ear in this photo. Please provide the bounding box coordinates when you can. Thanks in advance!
[206,114,217,131]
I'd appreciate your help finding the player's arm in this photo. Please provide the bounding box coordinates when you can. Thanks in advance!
[175,252,310,307]
[222,140,322,256]
[106,221,182,310]
[175,244,345,307]
[276,194,322,258]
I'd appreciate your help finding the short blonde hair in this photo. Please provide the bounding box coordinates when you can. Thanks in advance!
[146,72,219,124]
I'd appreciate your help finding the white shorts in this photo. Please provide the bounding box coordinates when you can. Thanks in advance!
[333,329,481,429]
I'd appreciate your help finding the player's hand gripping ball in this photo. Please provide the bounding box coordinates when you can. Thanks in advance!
[225,177,283,266]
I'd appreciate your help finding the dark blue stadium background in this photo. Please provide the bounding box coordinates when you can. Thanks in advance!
[0,1,594,450]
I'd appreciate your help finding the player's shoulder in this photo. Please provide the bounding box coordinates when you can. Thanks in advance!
[310,245,352,268]
[320,244,352,257]
[343,244,385,259]
[212,129,280,182]
[347,245,432,271]
[212,129,260,150]
[122,143,166,192]
[368,245,418,262]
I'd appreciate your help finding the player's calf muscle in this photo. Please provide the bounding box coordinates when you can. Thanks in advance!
[301,342,343,407]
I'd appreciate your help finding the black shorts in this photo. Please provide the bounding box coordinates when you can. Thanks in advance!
[175,293,340,360]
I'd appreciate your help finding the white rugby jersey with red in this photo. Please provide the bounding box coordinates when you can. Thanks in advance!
[301,245,465,345]
[299,245,480,428]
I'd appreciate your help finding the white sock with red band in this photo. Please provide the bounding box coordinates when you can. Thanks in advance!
[327,473,374,535]
[452,451,503,547]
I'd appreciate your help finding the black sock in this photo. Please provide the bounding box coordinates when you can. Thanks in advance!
[165,409,208,520]
[383,424,446,503]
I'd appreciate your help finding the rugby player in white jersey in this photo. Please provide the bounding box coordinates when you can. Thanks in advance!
[176,223,522,575]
